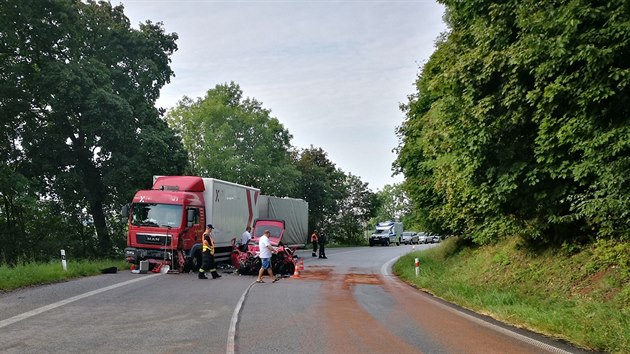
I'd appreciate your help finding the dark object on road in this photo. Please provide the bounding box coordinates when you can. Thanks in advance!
[101,267,118,274]
[230,238,297,276]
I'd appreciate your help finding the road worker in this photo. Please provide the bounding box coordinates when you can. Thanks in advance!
[199,224,221,279]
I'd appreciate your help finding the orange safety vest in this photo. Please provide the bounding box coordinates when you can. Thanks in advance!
[311,233,318,242]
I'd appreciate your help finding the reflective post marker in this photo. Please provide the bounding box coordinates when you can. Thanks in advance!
[415,258,419,277]
[61,249,67,271]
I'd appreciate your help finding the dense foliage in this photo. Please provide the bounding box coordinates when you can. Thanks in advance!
[289,147,378,244]
[0,0,187,264]
[395,0,630,245]
[371,183,415,230]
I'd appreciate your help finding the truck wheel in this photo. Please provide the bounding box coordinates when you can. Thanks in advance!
[191,251,202,272]
[396,241,400,246]
[369,242,374,247]
[385,240,390,246]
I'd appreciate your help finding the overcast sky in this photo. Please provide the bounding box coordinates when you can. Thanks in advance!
[116,0,447,191]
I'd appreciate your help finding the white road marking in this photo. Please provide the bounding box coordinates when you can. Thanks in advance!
[0,274,161,329]
[381,255,572,354]
[226,281,256,354]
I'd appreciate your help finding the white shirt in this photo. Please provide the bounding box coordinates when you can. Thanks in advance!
[241,230,251,245]
[258,234,272,258]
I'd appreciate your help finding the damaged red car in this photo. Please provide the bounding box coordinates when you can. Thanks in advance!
[230,219,298,276]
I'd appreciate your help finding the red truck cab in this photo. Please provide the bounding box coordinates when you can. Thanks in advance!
[123,176,206,271]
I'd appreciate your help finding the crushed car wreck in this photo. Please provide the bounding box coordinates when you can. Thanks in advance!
[231,219,298,276]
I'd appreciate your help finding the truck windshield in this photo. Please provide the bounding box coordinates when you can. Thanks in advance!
[131,203,182,228]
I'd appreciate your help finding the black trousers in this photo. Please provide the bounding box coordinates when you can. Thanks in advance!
[200,250,215,272]
[319,243,326,258]
[312,241,318,254]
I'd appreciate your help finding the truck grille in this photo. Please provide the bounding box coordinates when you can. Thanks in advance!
[136,233,172,246]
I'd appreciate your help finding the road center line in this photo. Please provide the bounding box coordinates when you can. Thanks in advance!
[226,281,256,354]
[0,274,161,329]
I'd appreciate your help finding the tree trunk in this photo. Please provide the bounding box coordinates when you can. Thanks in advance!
[76,148,111,254]
[89,200,111,253]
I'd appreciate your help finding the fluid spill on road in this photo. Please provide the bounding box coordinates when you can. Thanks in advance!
[299,266,422,354]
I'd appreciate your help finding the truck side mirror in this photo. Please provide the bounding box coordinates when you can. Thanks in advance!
[187,209,195,227]
[121,204,130,218]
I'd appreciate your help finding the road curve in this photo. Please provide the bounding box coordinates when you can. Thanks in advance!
[235,246,592,354]
[0,245,594,354]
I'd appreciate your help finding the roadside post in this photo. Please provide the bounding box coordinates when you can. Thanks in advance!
[61,249,67,271]
[415,258,419,277]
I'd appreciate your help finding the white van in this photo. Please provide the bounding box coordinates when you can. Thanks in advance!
[369,221,403,246]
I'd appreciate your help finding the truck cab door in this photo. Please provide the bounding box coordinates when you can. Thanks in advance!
[184,207,203,249]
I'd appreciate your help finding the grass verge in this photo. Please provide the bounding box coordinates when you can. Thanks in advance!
[0,259,129,292]
[393,237,630,354]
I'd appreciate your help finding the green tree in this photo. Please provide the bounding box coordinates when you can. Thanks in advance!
[373,183,410,224]
[396,0,630,245]
[331,174,379,244]
[293,147,345,237]
[0,0,187,258]
[166,82,299,196]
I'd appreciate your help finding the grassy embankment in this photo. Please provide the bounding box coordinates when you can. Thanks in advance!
[393,237,630,354]
[0,259,129,292]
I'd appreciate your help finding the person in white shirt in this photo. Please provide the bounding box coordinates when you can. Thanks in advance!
[256,230,277,283]
[240,226,252,251]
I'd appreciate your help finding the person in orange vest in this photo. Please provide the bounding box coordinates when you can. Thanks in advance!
[310,231,319,257]
[199,224,221,279]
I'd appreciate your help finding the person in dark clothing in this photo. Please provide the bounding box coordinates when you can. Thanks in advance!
[318,232,327,259]
[310,231,319,257]
[199,224,222,279]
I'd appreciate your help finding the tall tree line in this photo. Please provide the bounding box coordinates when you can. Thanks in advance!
[0,2,378,264]
[395,0,630,245]
[1,0,188,265]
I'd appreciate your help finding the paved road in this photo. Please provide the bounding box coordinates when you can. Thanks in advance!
[0,244,593,353]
